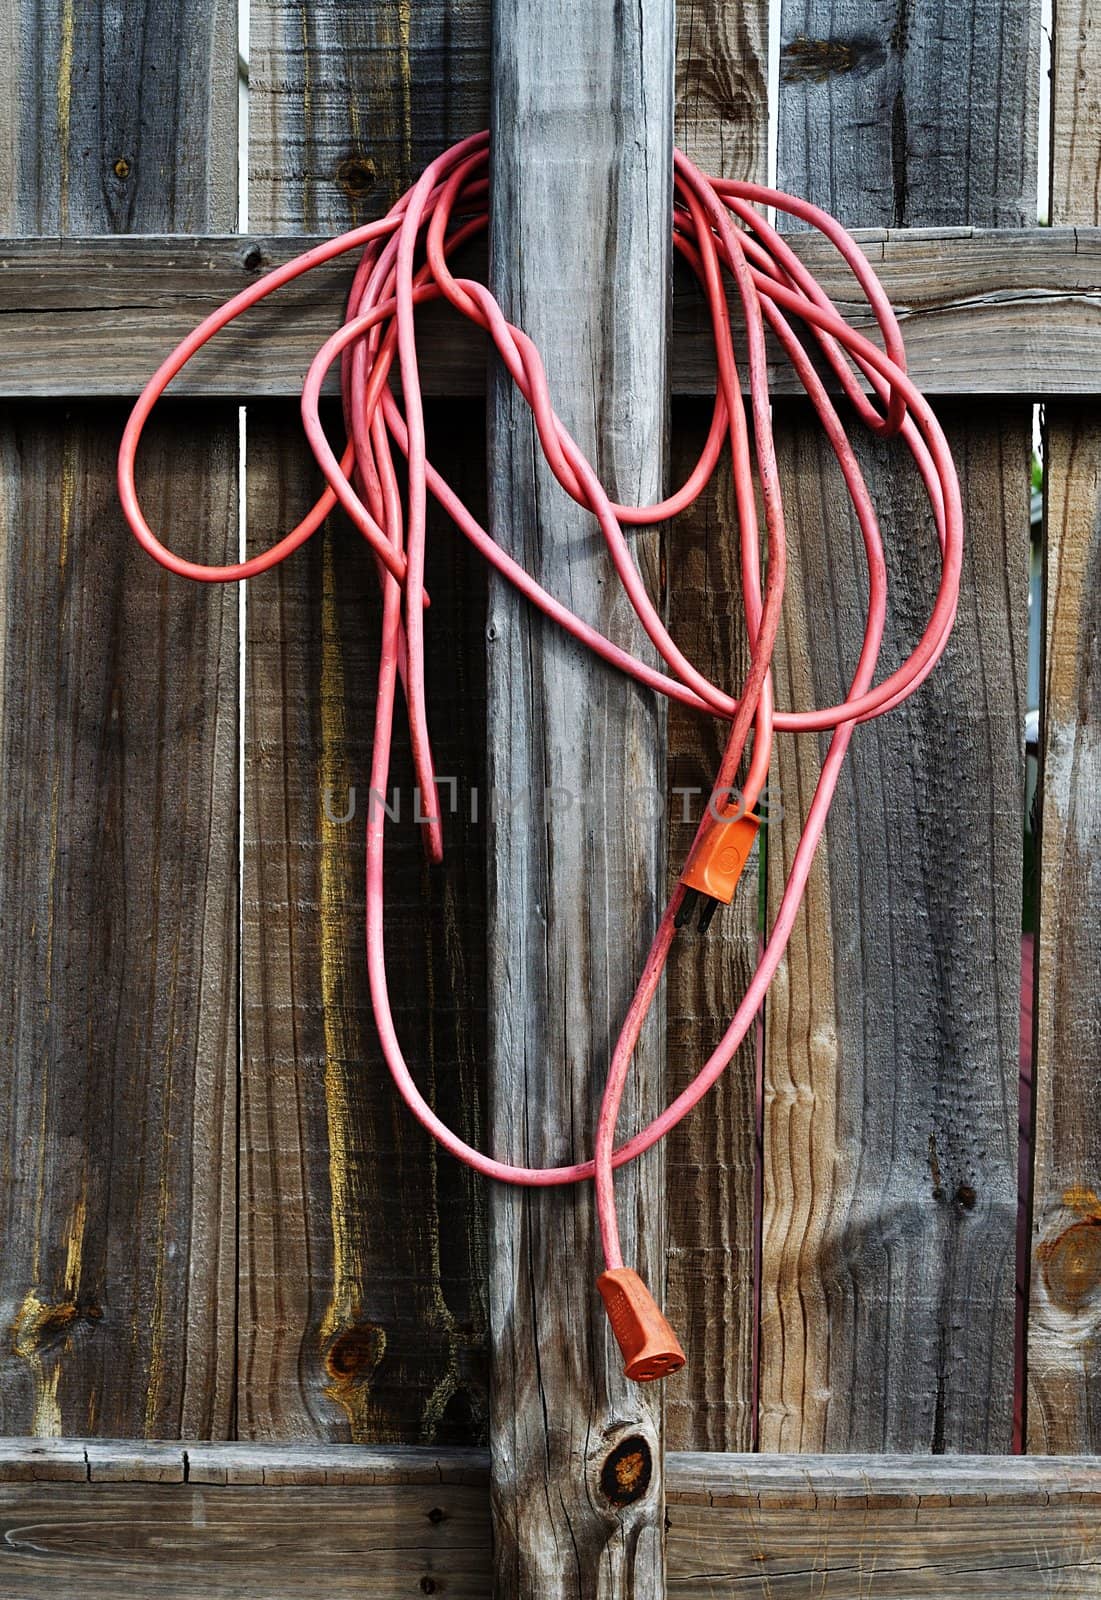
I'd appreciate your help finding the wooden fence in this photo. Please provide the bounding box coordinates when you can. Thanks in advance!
[0,0,1097,1594]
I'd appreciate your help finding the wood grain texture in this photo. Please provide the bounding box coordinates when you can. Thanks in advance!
[486,1,672,1591]
[1026,0,1101,1456]
[241,405,488,1443]
[665,1,766,1455]
[778,0,1040,230]
[668,1453,1101,1596]
[7,227,1101,399]
[0,1443,1098,1598]
[1027,411,1101,1450]
[675,0,767,184]
[0,3,238,1438]
[763,0,1035,1453]
[242,1,490,1448]
[1050,0,1101,226]
[249,0,489,232]
[761,405,1027,1452]
[664,408,760,1455]
[0,405,237,1438]
[0,1,237,235]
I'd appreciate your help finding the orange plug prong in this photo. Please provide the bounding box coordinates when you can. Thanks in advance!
[676,810,760,932]
[598,1268,686,1382]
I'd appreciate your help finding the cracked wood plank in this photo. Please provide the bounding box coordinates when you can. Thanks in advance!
[485,0,673,1591]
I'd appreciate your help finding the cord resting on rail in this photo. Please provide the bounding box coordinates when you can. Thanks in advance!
[118,130,962,1383]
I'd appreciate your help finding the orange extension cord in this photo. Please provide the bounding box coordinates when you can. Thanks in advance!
[119,130,962,1381]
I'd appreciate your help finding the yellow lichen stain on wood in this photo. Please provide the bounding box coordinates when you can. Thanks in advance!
[12,1190,92,1436]
[64,1190,86,1297]
[56,0,73,231]
[57,431,74,576]
[11,1292,64,1436]
[316,537,387,1440]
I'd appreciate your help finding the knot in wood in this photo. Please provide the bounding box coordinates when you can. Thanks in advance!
[599,1434,653,1507]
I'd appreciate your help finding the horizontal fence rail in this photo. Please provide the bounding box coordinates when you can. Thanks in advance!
[2,229,1101,397]
[0,1442,1098,1598]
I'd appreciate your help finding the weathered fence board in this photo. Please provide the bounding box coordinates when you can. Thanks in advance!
[486,0,672,1590]
[761,0,1034,1451]
[1026,0,1101,1456]
[0,1442,1098,1599]
[5,228,1101,399]
[0,2,238,1439]
[664,0,767,1457]
[241,406,488,1443]
[664,407,760,1455]
[778,0,1039,230]
[249,0,489,231]
[241,5,489,1445]
[1029,411,1101,1451]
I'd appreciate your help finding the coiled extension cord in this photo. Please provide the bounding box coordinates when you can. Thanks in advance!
[119,129,962,1382]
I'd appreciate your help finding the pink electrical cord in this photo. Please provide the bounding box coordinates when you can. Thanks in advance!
[118,129,962,1376]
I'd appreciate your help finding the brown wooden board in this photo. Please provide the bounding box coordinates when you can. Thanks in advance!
[763,403,1028,1451]
[242,1,490,1447]
[1028,415,1101,1448]
[1026,0,1101,1455]
[249,0,489,231]
[5,228,1101,400]
[664,0,767,1458]
[0,4,238,1437]
[0,1442,1099,1599]
[762,0,1034,1451]
[240,403,488,1443]
[664,409,760,1456]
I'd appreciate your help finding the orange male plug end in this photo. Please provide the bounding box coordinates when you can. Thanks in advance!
[597,1268,686,1382]
[676,810,760,933]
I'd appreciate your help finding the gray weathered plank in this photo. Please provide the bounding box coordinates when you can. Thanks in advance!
[242,2,489,1445]
[778,0,1039,229]
[762,0,1035,1451]
[0,3,238,1438]
[486,0,673,1592]
[762,405,1027,1451]
[3,228,1101,398]
[249,0,489,231]
[0,2,237,234]
[1026,0,1101,1455]
[0,1443,1099,1599]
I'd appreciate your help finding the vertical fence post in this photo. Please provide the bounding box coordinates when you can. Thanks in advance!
[487,1,674,1592]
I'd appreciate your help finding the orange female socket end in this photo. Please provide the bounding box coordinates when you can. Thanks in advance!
[597,1268,686,1381]
[676,810,760,932]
